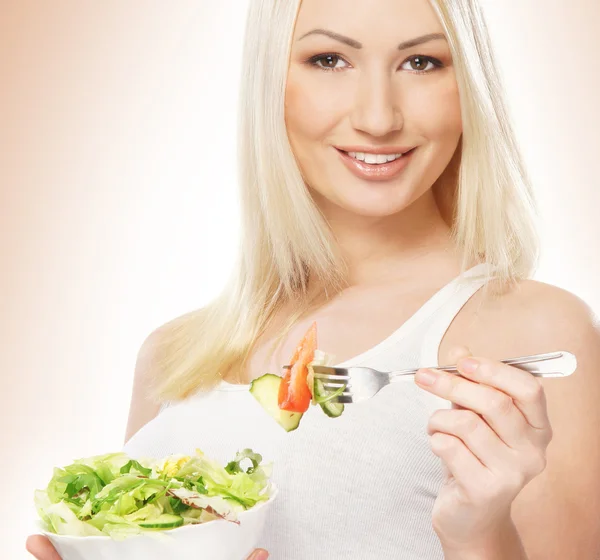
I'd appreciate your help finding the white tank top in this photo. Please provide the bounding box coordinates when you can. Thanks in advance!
[123,263,495,559]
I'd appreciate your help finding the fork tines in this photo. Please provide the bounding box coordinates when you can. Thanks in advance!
[312,365,353,403]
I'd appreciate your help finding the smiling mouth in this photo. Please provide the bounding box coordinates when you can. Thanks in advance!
[334,146,417,181]
[335,147,416,165]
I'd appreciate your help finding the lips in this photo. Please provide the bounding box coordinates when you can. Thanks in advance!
[335,147,416,182]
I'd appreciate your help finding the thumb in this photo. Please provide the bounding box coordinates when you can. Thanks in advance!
[25,535,62,560]
[247,549,269,560]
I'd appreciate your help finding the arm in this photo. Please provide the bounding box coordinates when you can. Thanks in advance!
[434,281,600,559]
[441,517,527,560]
[508,291,600,559]
[124,308,209,442]
[124,328,165,443]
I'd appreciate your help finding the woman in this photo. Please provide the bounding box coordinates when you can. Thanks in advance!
[27,0,600,558]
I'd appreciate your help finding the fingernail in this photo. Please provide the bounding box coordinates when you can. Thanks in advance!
[458,358,479,374]
[249,550,269,560]
[415,369,438,386]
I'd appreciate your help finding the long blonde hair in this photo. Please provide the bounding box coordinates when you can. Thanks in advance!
[151,0,539,402]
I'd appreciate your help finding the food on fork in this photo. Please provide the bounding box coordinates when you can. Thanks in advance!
[250,322,345,431]
[35,448,273,539]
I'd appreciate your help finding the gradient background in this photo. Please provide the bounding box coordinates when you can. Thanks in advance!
[1,1,598,557]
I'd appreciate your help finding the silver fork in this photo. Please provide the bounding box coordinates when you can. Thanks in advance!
[303,351,577,404]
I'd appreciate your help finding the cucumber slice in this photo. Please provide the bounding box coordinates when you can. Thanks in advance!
[321,399,344,418]
[138,513,184,529]
[250,374,303,432]
[313,378,345,418]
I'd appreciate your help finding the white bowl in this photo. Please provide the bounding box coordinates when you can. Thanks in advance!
[39,486,277,560]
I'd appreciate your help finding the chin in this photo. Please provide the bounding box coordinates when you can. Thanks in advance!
[307,168,426,218]
[332,189,417,218]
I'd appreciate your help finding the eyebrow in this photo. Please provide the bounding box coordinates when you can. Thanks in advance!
[297,29,447,51]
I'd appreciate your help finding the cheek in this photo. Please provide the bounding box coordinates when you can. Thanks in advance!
[405,78,463,141]
[285,70,344,146]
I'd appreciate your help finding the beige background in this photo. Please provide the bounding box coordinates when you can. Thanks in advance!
[1,1,598,557]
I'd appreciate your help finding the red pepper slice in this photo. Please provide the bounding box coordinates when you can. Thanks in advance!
[277,322,317,413]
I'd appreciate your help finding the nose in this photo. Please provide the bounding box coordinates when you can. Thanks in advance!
[350,70,404,137]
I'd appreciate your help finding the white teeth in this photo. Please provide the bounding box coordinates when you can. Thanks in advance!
[347,151,403,164]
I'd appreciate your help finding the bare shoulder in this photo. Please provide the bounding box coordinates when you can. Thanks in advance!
[443,278,599,365]
[518,280,599,359]
[124,309,203,443]
[470,277,600,414]
[486,278,596,330]
[443,277,600,438]
[441,277,600,413]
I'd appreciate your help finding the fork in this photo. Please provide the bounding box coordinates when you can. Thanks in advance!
[286,351,577,404]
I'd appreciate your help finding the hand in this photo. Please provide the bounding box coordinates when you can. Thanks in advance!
[414,346,552,551]
[26,534,269,560]
[25,535,61,560]
[247,550,270,560]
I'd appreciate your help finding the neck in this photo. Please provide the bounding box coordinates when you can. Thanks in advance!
[317,190,461,287]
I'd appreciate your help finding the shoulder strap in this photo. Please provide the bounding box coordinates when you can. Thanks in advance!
[418,263,496,367]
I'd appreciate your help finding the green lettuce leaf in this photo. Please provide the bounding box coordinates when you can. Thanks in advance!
[35,448,272,539]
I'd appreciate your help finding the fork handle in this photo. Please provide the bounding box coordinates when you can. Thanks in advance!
[389,351,577,379]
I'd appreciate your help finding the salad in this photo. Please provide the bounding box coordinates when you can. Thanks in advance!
[35,448,273,540]
[250,322,346,432]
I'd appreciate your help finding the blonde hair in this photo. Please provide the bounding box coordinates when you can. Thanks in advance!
[150,0,539,402]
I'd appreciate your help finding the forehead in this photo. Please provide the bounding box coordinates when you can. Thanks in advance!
[293,0,444,44]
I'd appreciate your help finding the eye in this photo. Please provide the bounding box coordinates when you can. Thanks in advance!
[308,53,350,72]
[400,55,443,73]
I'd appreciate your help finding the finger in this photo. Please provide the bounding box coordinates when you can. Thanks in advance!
[415,367,529,447]
[429,432,490,490]
[428,409,513,473]
[247,549,269,560]
[456,356,550,430]
[444,345,472,411]
[25,535,62,560]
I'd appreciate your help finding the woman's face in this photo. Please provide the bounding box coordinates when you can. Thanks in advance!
[285,0,462,217]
